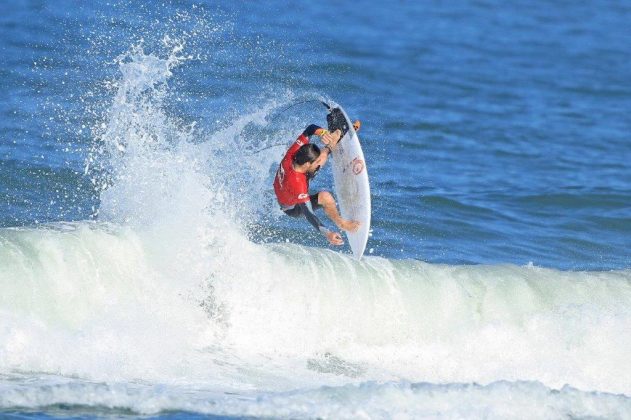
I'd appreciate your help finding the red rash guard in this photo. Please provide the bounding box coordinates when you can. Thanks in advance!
[273,134,311,208]
[273,124,333,236]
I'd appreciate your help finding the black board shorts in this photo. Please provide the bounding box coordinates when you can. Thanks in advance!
[283,193,321,217]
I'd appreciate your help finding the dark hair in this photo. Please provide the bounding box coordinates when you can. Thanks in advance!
[293,144,321,165]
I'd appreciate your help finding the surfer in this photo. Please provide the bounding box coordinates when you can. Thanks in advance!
[274,124,360,246]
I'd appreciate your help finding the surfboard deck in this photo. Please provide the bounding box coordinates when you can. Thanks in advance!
[322,101,371,259]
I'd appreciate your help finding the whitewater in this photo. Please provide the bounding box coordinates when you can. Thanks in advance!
[0,37,630,418]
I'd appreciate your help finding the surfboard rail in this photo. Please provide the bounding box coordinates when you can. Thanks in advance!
[322,101,371,259]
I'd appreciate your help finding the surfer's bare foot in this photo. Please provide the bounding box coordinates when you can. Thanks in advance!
[326,231,344,246]
[338,219,360,232]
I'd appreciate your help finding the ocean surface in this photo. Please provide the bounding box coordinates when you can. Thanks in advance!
[1,0,630,418]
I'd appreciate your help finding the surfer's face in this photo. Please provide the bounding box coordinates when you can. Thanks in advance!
[306,162,321,179]
[306,160,321,175]
[311,153,327,169]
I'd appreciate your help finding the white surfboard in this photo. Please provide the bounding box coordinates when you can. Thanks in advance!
[322,101,371,259]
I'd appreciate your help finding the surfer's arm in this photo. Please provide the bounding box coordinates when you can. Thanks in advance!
[302,124,341,145]
[303,124,326,138]
[313,144,331,168]
[311,129,340,168]
[320,130,341,149]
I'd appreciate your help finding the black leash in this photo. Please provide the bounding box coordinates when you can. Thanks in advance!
[245,98,331,156]
[270,98,329,116]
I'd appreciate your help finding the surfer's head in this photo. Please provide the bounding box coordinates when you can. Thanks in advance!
[293,144,323,177]
[293,143,321,166]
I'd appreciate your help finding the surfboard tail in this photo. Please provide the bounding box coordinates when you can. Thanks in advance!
[325,107,351,138]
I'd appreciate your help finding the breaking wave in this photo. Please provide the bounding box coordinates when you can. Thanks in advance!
[1,38,630,418]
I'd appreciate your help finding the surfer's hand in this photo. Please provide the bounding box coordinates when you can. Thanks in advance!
[338,219,360,232]
[322,129,342,148]
[326,231,344,246]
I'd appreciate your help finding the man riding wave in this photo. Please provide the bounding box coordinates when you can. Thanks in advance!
[273,124,360,245]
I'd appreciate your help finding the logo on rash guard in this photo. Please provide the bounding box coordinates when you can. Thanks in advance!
[352,158,365,175]
[298,193,309,199]
[276,165,285,186]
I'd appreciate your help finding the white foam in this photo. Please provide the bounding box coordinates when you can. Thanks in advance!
[1,375,629,419]
[1,225,630,395]
[1,41,630,417]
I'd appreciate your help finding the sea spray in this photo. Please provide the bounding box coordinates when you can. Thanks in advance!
[1,29,631,419]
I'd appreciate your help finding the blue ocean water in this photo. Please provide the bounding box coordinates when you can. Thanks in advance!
[1,1,630,418]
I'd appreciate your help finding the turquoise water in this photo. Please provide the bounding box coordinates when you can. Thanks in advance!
[1,1,630,418]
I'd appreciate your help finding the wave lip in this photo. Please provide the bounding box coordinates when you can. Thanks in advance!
[1,223,631,395]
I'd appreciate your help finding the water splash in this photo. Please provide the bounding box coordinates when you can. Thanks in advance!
[2,24,631,419]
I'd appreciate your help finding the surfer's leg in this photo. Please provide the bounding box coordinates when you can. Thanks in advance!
[309,194,322,210]
[315,191,360,232]
[283,205,302,218]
